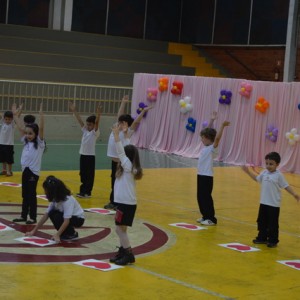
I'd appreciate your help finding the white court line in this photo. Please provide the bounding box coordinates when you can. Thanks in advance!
[132,265,235,300]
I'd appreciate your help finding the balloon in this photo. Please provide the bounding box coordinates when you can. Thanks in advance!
[219,90,232,105]
[255,97,269,113]
[158,77,169,92]
[146,88,158,102]
[186,117,196,133]
[285,128,300,146]
[266,125,278,143]
[179,96,192,114]
[239,82,253,98]
[136,102,148,118]
[171,81,183,95]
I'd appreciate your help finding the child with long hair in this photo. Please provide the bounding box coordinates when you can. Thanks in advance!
[109,124,143,265]
[25,175,85,242]
[12,103,45,225]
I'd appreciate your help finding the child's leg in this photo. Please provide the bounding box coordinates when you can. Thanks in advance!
[267,206,280,244]
[1,162,7,174]
[109,160,118,203]
[84,155,95,195]
[255,204,268,241]
[27,172,39,222]
[6,163,12,176]
[116,225,130,248]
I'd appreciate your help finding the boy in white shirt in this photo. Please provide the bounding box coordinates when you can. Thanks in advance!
[69,102,101,198]
[242,152,299,248]
[197,113,230,226]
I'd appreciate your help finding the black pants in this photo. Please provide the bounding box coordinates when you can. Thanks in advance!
[48,210,85,236]
[256,204,280,244]
[21,167,39,220]
[197,175,217,224]
[109,160,118,204]
[79,155,95,195]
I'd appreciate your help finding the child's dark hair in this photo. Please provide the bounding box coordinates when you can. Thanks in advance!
[23,114,36,124]
[118,114,134,127]
[25,123,39,149]
[200,127,217,142]
[86,115,96,123]
[4,111,13,118]
[116,145,143,180]
[42,175,71,202]
[265,152,281,164]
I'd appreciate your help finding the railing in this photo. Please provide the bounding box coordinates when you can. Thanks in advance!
[0,80,133,115]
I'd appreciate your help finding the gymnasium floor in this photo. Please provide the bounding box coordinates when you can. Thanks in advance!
[0,142,299,300]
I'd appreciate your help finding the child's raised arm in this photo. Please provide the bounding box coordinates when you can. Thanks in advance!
[207,111,217,128]
[94,104,102,132]
[69,102,84,128]
[130,105,153,131]
[214,121,230,148]
[285,186,300,202]
[12,103,25,135]
[39,103,44,140]
[117,95,129,118]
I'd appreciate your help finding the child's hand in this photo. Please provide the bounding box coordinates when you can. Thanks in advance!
[24,231,34,237]
[211,111,217,120]
[121,95,129,103]
[295,194,300,202]
[51,233,61,243]
[96,104,102,114]
[11,103,17,115]
[144,106,154,112]
[222,121,230,127]
[69,102,76,112]
[39,102,43,114]
[112,123,120,135]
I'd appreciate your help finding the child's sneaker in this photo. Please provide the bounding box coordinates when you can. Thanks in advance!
[109,246,125,263]
[253,239,268,244]
[104,202,116,210]
[114,250,135,266]
[200,219,216,226]
[267,242,277,248]
[61,231,79,241]
[0,170,7,175]
[6,172,13,177]
[76,193,91,198]
[196,218,204,223]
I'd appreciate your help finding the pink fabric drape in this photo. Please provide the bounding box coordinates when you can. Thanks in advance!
[131,73,300,173]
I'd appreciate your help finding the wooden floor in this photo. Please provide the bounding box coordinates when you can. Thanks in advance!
[0,164,300,300]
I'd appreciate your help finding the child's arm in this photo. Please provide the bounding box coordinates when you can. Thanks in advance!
[16,103,23,118]
[130,105,153,131]
[214,121,230,148]
[25,213,49,236]
[52,219,71,242]
[241,166,257,182]
[285,186,300,202]
[39,103,44,140]
[117,95,129,118]
[11,103,25,135]
[94,104,102,132]
[69,102,84,128]
[112,123,120,142]
[207,111,217,128]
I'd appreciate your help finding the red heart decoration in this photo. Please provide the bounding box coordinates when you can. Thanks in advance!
[227,244,251,251]
[286,262,300,269]
[24,238,49,244]
[91,209,110,214]
[176,224,198,230]
[0,225,7,230]
[83,262,111,269]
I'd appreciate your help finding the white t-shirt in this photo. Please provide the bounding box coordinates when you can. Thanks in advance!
[0,121,14,145]
[21,136,45,176]
[107,128,133,159]
[113,141,136,205]
[79,127,100,155]
[197,144,218,176]
[256,169,289,207]
[47,195,85,219]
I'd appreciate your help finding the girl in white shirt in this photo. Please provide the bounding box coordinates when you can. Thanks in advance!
[12,104,45,225]
[25,175,85,242]
[109,124,143,266]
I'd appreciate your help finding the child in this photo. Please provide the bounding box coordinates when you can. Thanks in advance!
[69,102,101,198]
[197,113,230,226]
[0,110,15,176]
[25,175,85,242]
[109,124,143,265]
[104,95,152,209]
[242,152,299,248]
[12,103,45,224]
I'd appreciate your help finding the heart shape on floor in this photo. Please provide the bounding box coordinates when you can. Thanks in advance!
[24,238,50,245]
[83,261,111,269]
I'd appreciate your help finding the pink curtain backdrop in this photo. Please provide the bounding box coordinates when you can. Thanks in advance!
[130,73,300,174]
